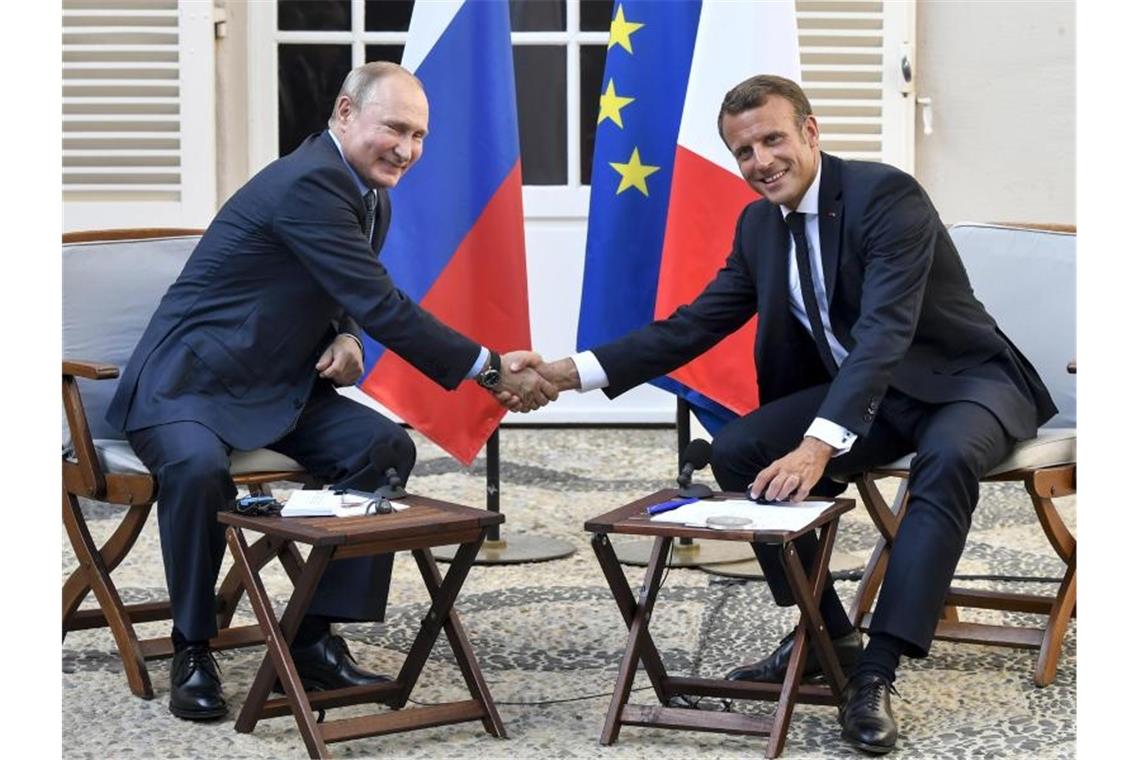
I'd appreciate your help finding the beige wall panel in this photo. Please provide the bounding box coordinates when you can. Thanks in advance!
[215,0,250,206]
[915,0,1074,225]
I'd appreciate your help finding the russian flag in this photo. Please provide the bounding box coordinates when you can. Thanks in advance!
[577,1,800,433]
[358,0,531,465]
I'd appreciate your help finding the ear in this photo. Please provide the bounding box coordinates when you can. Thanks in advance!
[802,114,820,149]
[333,95,355,126]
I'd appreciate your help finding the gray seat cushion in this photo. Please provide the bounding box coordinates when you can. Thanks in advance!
[873,428,1075,477]
[86,439,304,477]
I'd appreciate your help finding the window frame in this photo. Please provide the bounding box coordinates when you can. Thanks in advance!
[247,0,604,219]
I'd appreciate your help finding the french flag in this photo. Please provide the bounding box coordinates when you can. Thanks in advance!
[358,0,531,465]
[578,1,800,433]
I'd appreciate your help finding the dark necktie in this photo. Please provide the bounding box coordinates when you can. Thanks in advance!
[362,190,377,242]
[786,211,839,376]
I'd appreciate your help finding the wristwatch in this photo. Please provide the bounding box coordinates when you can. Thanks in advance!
[475,351,502,389]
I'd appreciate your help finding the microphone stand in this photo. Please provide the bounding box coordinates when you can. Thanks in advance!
[611,397,756,569]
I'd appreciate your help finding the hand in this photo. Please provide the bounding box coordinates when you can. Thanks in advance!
[749,437,834,502]
[487,350,560,413]
[531,357,582,392]
[316,334,364,386]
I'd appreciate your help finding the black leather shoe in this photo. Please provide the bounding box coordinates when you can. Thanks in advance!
[838,673,899,754]
[289,632,391,691]
[726,629,863,683]
[169,645,227,720]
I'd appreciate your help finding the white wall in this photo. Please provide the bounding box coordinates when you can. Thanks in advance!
[914,0,1075,225]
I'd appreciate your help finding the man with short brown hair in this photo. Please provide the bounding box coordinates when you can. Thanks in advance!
[536,74,1055,754]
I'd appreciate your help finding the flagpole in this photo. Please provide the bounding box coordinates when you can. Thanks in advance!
[433,427,576,565]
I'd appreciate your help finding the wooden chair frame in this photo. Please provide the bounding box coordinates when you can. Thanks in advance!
[62,229,316,699]
[849,219,1076,687]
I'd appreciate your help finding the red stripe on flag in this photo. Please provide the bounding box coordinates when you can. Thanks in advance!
[362,162,530,465]
[656,145,762,416]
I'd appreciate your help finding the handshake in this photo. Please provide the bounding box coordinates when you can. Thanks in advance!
[483,351,583,413]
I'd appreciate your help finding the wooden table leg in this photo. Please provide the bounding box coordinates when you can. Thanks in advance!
[228,527,334,759]
[599,535,672,746]
[590,532,672,704]
[411,540,507,738]
[768,519,845,758]
[390,539,482,710]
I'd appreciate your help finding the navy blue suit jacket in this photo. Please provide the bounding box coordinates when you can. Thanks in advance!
[593,153,1056,440]
[107,132,481,450]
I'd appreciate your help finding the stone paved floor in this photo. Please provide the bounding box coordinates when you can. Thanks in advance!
[63,427,1076,758]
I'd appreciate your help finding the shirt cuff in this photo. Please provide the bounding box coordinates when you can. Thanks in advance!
[337,332,363,353]
[805,417,857,456]
[571,351,609,392]
[464,346,490,380]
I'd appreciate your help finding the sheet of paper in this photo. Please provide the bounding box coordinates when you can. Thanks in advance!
[281,490,410,518]
[648,499,833,531]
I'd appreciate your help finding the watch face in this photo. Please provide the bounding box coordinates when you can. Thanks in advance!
[480,368,501,388]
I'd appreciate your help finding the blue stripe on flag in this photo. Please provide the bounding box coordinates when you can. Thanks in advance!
[576,0,701,350]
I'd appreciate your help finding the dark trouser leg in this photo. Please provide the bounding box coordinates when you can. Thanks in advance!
[270,385,416,622]
[711,384,912,616]
[868,401,1014,657]
[128,421,236,642]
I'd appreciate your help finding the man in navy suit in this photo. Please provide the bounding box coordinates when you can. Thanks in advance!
[535,75,1055,753]
[107,61,554,720]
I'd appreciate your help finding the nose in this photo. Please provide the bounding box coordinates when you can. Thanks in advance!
[752,143,774,171]
[392,134,412,163]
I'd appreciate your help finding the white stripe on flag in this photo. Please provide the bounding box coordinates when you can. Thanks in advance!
[402,0,465,74]
[677,0,800,176]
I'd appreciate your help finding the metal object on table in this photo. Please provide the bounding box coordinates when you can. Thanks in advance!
[432,428,576,565]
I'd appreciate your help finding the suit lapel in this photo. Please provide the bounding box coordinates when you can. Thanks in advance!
[757,201,791,343]
[818,152,843,306]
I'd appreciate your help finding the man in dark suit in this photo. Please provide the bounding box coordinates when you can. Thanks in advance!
[107,61,555,721]
[535,75,1055,754]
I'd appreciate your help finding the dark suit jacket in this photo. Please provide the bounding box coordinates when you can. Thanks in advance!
[106,131,481,450]
[593,152,1056,440]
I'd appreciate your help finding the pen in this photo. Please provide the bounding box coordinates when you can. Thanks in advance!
[647,497,698,515]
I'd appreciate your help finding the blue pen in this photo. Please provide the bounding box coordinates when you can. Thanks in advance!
[647,497,699,515]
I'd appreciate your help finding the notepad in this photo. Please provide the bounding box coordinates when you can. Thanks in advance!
[648,499,833,532]
[280,489,410,518]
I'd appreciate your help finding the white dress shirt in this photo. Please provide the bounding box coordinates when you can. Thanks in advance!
[572,159,858,455]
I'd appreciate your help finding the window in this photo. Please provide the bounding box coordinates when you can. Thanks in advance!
[63,0,217,230]
[251,0,912,221]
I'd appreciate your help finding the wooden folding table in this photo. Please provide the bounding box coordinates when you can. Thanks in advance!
[219,495,507,758]
[585,489,855,758]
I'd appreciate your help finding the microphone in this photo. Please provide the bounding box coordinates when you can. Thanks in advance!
[676,439,714,499]
[370,443,409,500]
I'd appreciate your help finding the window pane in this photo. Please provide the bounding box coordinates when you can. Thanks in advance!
[580,0,615,31]
[278,45,351,156]
[509,0,566,32]
[579,44,606,185]
[364,0,414,32]
[513,46,567,185]
[365,44,405,65]
[278,0,350,32]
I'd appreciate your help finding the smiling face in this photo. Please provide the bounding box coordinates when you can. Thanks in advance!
[332,72,429,189]
[721,95,820,210]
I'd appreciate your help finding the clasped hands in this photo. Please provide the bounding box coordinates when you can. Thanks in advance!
[485,353,582,413]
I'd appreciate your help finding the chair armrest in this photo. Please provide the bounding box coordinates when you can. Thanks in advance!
[63,360,119,380]
[62,360,113,498]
